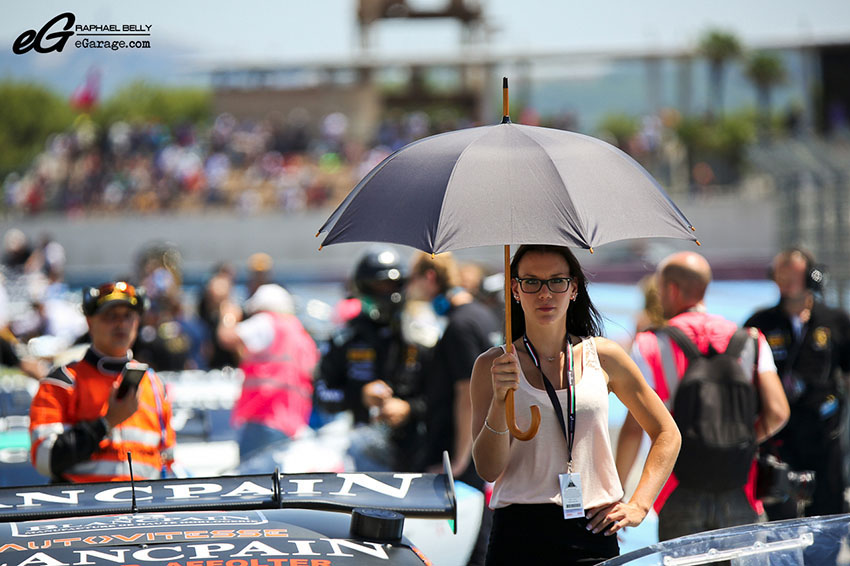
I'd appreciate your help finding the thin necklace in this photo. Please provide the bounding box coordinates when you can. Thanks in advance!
[543,337,568,361]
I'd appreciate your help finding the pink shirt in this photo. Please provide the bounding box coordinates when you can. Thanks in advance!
[232,312,319,437]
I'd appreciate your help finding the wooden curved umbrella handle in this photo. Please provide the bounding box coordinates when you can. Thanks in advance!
[505,389,541,441]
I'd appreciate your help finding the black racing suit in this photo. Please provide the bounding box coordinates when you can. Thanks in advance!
[746,301,850,517]
[314,306,429,471]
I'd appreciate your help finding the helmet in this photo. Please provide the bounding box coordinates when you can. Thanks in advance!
[354,246,406,299]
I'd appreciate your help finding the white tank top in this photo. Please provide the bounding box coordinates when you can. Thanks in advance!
[489,337,624,509]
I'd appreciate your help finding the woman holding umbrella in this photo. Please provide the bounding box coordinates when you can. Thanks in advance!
[471,245,681,565]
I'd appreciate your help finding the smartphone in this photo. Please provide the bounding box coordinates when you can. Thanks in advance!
[116,362,149,399]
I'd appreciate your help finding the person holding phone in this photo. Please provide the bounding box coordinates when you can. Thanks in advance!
[30,281,175,483]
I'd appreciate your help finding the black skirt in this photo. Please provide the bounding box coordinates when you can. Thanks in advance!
[485,504,619,566]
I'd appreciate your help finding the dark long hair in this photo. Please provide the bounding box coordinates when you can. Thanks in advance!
[509,244,603,342]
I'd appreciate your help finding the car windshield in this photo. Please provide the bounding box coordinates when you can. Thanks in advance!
[599,513,850,566]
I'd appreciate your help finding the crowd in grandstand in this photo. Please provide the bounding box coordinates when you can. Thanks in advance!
[1,110,486,216]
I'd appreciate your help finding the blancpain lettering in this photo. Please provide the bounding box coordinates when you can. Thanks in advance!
[0,539,390,564]
[0,475,423,510]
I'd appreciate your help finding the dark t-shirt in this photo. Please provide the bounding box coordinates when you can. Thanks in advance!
[421,300,501,484]
[0,337,21,368]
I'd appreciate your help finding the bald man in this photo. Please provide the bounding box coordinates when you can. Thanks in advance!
[616,251,789,540]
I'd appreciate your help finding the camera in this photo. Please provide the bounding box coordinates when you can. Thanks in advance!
[757,454,816,516]
[786,470,817,517]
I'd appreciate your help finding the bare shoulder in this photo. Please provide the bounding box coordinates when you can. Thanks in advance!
[593,336,629,362]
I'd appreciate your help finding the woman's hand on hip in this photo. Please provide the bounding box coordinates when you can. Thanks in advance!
[585,501,647,536]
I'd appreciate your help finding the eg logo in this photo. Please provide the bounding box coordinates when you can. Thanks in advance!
[13,12,75,54]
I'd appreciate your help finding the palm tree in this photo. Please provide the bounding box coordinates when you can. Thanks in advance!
[698,29,743,119]
[745,51,787,137]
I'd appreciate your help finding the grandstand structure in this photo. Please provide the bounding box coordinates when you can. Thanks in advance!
[205,0,850,146]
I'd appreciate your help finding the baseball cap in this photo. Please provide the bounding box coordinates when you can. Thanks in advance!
[244,284,294,315]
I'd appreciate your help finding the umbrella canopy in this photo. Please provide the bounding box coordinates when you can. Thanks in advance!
[318,122,696,253]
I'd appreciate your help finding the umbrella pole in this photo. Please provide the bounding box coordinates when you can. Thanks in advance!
[503,244,541,441]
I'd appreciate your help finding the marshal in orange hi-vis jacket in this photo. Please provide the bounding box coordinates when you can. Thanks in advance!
[30,348,175,482]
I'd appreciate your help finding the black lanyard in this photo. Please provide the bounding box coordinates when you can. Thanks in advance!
[523,334,576,471]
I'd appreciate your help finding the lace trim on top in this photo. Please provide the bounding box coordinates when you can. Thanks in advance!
[582,336,602,372]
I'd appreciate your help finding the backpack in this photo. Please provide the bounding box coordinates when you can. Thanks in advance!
[657,326,759,492]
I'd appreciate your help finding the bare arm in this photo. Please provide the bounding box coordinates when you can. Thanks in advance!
[19,357,48,381]
[471,347,515,482]
[216,300,244,354]
[587,338,681,535]
[755,369,789,442]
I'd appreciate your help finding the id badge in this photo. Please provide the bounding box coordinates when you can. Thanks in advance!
[559,473,584,520]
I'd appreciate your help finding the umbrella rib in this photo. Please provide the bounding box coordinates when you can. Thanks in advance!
[512,125,590,249]
[434,127,499,252]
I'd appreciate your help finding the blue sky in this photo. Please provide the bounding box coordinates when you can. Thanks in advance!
[5,0,850,64]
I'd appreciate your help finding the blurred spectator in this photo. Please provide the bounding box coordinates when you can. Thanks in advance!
[246,252,273,297]
[407,252,502,480]
[2,229,32,274]
[217,284,319,460]
[635,273,666,333]
[458,261,485,298]
[134,293,194,372]
[406,251,501,566]
[197,263,239,369]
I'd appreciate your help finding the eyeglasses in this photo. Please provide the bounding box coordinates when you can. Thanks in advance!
[515,277,573,294]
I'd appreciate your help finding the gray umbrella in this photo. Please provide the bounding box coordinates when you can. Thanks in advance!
[317,79,698,439]
[318,126,695,253]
